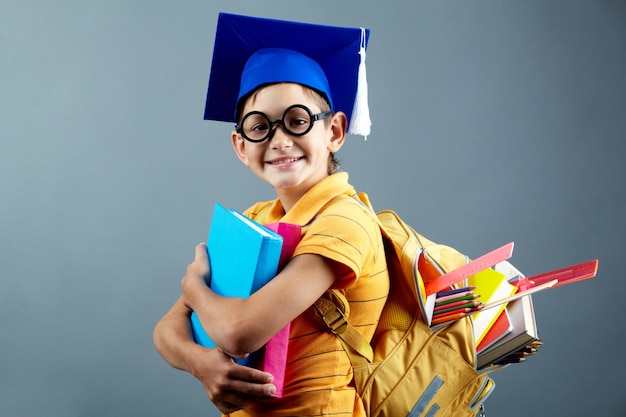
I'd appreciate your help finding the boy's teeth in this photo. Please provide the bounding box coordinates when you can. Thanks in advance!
[274,157,299,164]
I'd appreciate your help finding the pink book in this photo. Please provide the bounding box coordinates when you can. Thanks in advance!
[260,222,302,397]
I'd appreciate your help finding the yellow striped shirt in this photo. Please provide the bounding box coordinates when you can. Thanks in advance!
[228,173,389,417]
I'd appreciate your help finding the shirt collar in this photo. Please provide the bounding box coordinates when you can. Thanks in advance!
[264,172,355,225]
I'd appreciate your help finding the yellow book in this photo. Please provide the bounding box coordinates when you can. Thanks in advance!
[468,266,518,346]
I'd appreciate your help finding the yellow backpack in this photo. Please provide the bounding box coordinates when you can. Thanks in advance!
[315,209,496,417]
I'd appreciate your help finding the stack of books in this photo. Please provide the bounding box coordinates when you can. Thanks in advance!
[430,267,543,369]
[476,294,542,369]
[425,244,599,370]
[474,262,538,369]
[189,202,302,398]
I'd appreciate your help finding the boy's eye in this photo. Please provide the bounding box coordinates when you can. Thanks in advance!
[250,122,269,132]
[284,107,312,132]
[287,117,309,128]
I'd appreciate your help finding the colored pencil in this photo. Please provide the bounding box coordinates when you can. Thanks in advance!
[431,311,468,326]
[435,293,480,305]
[436,286,476,297]
[434,301,482,315]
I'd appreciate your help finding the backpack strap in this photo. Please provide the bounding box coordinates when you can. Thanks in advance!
[314,290,373,367]
[313,192,378,367]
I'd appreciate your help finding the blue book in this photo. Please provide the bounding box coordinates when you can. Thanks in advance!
[190,202,283,366]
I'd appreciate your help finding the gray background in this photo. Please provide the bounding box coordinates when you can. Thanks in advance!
[2,1,625,416]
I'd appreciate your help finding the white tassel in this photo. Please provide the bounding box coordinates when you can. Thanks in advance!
[348,28,371,139]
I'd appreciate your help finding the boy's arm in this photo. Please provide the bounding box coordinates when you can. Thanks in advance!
[182,243,341,359]
[153,296,276,413]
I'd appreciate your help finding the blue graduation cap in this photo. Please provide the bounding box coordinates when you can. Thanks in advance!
[203,13,371,137]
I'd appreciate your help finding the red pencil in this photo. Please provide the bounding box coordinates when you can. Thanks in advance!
[434,308,472,318]
[431,311,468,326]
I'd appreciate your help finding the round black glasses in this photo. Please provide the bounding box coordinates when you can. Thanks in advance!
[236,104,333,143]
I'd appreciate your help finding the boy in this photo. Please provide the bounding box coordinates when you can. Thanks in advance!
[153,13,389,416]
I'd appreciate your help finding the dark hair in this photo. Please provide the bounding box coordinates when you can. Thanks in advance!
[237,82,341,175]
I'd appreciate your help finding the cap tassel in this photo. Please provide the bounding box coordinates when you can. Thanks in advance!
[348,28,371,139]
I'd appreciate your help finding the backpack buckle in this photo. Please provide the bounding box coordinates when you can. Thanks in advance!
[322,307,349,335]
[315,295,349,335]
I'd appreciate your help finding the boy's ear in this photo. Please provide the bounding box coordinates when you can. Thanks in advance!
[328,111,348,152]
[231,131,250,166]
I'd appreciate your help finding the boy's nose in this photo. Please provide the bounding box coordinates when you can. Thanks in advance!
[269,125,294,149]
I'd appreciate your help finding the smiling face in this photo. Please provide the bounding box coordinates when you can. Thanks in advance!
[231,83,347,208]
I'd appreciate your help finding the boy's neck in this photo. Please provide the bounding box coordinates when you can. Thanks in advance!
[273,173,333,213]
[274,189,302,214]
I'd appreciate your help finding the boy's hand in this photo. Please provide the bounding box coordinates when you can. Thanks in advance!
[192,347,276,414]
[180,243,277,412]
[181,243,210,310]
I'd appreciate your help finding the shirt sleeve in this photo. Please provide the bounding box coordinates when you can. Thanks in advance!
[293,198,380,288]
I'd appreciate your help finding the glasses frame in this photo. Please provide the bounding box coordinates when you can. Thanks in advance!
[235,104,333,143]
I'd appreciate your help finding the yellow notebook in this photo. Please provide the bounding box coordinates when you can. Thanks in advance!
[468,265,518,346]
